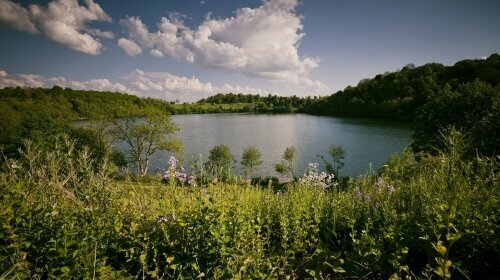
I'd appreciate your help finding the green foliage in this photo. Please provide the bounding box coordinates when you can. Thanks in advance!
[412,80,500,157]
[193,93,314,114]
[275,146,297,179]
[321,144,345,177]
[240,146,263,178]
[305,53,500,120]
[111,110,181,176]
[0,86,175,160]
[206,144,233,181]
[0,129,499,278]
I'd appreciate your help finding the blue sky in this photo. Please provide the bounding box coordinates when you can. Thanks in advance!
[1,0,499,101]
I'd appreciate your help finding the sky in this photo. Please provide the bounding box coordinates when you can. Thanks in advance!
[0,0,499,102]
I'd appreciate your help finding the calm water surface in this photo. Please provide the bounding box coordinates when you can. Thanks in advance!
[142,114,412,178]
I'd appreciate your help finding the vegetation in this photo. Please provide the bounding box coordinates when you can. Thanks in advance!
[275,146,297,180]
[206,144,234,181]
[412,80,499,157]
[1,129,498,279]
[320,144,346,178]
[240,146,263,178]
[197,93,315,113]
[0,86,172,159]
[304,54,500,120]
[110,110,182,176]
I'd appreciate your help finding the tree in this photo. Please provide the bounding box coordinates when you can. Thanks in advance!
[328,144,345,177]
[206,144,233,180]
[412,80,499,157]
[275,146,297,179]
[241,146,263,178]
[111,110,182,176]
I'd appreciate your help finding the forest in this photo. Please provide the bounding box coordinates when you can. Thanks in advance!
[304,54,500,119]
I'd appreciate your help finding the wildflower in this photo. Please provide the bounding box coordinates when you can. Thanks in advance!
[168,156,177,168]
[152,214,177,232]
[299,162,337,189]
[374,176,396,194]
[176,172,187,183]
[354,187,372,202]
[164,156,196,186]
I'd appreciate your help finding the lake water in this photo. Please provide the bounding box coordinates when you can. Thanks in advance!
[141,114,412,178]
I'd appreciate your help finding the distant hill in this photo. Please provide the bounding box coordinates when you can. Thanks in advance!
[303,54,500,120]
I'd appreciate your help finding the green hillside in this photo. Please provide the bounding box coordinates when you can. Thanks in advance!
[304,54,500,119]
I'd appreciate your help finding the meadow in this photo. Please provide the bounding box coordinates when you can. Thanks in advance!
[1,130,498,279]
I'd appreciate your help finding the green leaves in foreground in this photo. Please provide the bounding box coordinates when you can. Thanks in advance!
[1,129,499,278]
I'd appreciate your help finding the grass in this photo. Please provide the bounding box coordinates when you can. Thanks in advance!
[1,133,499,279]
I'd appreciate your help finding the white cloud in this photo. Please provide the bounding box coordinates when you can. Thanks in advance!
[73,79,128,92]
[0,0,113,55]
[118,38,142,56]
[0,0,37,33]
[0,66,331,101]
[150,49,164,57]
[124,69,270,101]
[118,0,327,91]
[0,69,130,93]
[0,69,268,102]
[125,69,216,100]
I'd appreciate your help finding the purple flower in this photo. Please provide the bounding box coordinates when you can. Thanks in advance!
[354,187,372,202]
[176,172,187,182]
[168,156,177,168]
[374,176,396,194]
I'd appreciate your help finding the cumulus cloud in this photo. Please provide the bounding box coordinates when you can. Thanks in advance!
[118,0,326,90]
[0,69,268,101]
[118,38,142,56]
[124,69,267,100]
[0,0,37,32]
[0,69,130,93]
[0,0,113,55]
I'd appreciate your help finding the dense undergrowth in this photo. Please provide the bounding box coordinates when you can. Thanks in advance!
[1,132,499,279]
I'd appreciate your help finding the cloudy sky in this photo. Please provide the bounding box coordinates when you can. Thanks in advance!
[1,0,499,101]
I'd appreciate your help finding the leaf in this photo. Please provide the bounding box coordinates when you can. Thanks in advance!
[334,267,346,273]
[60,266,70,274]
[139,253,146,263]
[433,241,447,255]
[305,269,316,277]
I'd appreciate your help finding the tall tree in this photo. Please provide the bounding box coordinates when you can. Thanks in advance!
[111,110,182,176]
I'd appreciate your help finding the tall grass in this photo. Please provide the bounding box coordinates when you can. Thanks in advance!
[1,131,498,279]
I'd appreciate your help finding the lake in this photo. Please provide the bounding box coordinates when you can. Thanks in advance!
[139,114,412,178]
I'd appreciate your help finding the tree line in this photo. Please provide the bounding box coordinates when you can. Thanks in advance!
[304,54,500,120]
